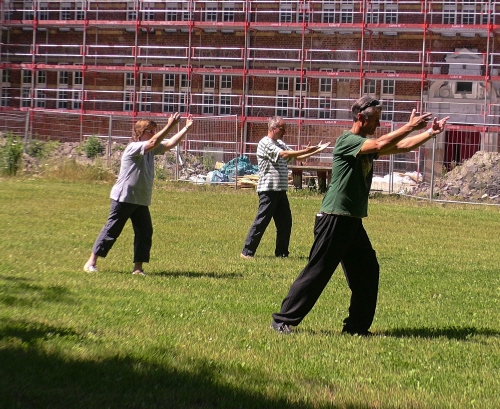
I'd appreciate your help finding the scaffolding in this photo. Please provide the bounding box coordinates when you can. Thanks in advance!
[1,0,500,177]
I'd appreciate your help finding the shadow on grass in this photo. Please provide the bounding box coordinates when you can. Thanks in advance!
[296,326,500,340]
[0,319,375,409]
[154,271,244,279]
[381,326,500,340]
[257,255,310,261]
[0,275,73,307]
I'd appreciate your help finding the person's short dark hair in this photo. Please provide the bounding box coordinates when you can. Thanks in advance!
[351,96,382,122]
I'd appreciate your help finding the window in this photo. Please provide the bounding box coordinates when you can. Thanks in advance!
[74,71,83,86]
[381,72,395,95]
[319,77,332,94]
[381,100,394,121]
[125,72,135,87]
[366,3,379,24]
[180,67,189,90]
[22,70,32,85]
[166,4,178,21]
[443,3,456,24]
[219,95,231,115]
[206,2,218,22]
[163,67,176,113]
[456,82,473,93]
[139,92,152,112]
[277,70,291,117]
[21,88,31,108]
[204,73,215,90]
[293,74,306,118]
[322,1,335,23]
[340,2,353,24]
[163,94,176,113]
[140,69,152,112]
[141,72,152,88]
[292,96,305,118]
[61,2,72,20]
[37,71,46,86]
[142,1,154,21]
[178,68,189,113]
[319,97,331,119]
[279,1,293,23]
[2,69,11,84]
[23,1,34,20]
[223,3,235,22]
[178,93,188,113]
[39,3,48,20]
[319,69,333,119]
[127,2,137,21]
[4,1,13,20]
[1,89,10,107]
[276,96,289,117]
[76,2,85,20]
[277,76,289,91]
[58,71,69,86]
[36,90,46,108]
[220,74,232,92]
[124,91,134,111]
[462,4,475,25]
[295,76,306,93]
[72,90,82,110]
[181,2,190,21]
[363,71,377,95]
[298,2,309,23]
[384,3,397,24]
[164,73,175,89]
[203,94,214,114]
[482,4,491,24]
[57,90,68,109]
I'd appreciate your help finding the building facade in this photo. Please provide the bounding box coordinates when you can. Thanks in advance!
[1,0,499,172]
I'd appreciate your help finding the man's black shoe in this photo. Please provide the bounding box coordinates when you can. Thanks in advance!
[342,329,373,337]
[270,321,294,334]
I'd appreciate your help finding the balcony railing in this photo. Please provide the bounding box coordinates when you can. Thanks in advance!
[3,0,500,30]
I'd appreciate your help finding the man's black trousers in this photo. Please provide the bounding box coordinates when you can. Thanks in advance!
[272,213,380,333]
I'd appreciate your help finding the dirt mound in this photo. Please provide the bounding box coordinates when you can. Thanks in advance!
[414,151,500,203]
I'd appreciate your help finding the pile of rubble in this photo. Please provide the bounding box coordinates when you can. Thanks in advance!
[16,141,500,203]
[413,151,500,204]
[20,141,210,181]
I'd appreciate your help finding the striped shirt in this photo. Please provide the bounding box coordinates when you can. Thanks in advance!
[256,136,291,192]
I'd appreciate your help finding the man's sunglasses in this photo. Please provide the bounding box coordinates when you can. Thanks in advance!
[359,99,380,112]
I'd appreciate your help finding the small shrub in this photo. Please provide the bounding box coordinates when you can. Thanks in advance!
[156,166,168,181]
[82,135,104,159]
[202,153,215,170]
[112,143,125,153]
[26,139,60,160]
[0,132,25,176]
[26,140,45,159]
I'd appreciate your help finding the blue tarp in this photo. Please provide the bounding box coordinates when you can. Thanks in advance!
[219,155,258,180]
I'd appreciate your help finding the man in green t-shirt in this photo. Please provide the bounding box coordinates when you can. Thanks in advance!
[271,96,449,336]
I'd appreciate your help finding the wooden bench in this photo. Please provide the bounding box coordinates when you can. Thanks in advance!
[288,164,332,193]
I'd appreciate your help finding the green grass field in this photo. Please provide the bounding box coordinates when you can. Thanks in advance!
[1,178,499,409]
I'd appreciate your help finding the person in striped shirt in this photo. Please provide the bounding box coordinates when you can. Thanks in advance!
[241,116,323,259]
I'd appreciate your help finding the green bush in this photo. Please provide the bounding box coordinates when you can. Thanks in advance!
[0,132,25,176]
[82,135,104,158]
[26,139,60,160]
